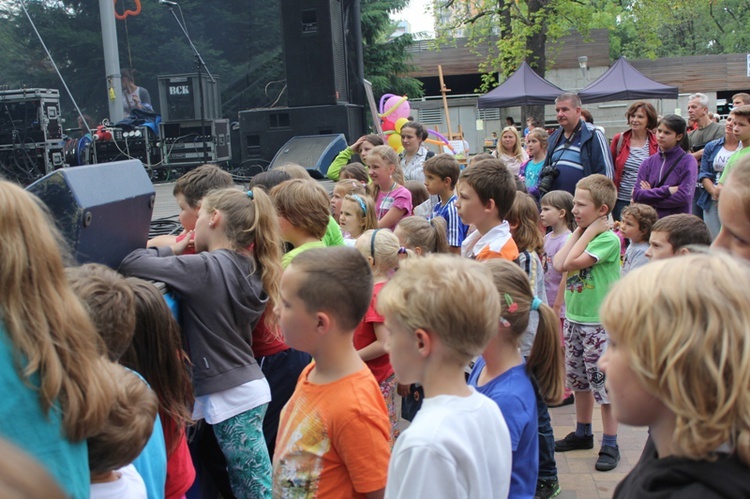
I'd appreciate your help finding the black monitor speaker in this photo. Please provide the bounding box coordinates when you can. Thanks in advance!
[26,160,155,268]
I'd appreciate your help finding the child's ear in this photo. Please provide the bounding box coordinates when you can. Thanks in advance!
[676,247,691,256]
[415,328,432,357]
[414,247,423,256]
[483,198,497,212]
[598,203,610,217]
[316,311,332,335]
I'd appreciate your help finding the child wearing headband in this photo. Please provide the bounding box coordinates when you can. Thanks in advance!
[355,229,412,442]
[470,260,565,498]
[340,194,378,246]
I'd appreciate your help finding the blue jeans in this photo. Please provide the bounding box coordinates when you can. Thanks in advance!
[532,378,557,480]
[703,199,721,241]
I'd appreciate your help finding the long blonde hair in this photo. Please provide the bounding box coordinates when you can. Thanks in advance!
[202,187,283,328]
[367,145,405,199]
[601,253,750,465]
[499,126,525,161]
[0,180,114,441]
[484,259,564,405]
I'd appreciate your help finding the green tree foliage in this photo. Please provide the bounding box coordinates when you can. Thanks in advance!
[0,0,420,126]
[361,0,423,98]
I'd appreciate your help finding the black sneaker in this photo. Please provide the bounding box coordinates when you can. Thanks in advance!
[534,477,561,499]
[554,431,594,452]
[595,444,620,471]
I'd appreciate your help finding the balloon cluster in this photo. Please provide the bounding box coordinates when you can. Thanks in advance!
[379,94,454,154]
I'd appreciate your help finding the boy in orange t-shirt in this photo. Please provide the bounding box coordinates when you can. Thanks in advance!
[273,246,391,498]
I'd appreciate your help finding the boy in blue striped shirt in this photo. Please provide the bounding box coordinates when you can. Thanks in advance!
[423,154,469,254]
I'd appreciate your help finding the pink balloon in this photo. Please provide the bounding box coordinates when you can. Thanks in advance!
[383,96,411,121]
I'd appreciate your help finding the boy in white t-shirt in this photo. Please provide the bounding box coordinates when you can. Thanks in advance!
[89,363,159,499]
[378,255,512,499]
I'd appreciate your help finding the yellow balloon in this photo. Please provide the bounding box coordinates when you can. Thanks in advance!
[387,133,402,151]
[395,117,409,134]
[397,146,404,154]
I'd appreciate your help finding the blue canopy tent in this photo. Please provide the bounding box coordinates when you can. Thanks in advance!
[578,57,678,103]
[477,62,565,108]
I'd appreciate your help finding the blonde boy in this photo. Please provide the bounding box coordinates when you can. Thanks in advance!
[423,154,469,254]
[377,255,512,499]
[273,247,391,498]
[552,174,621,472]
[271,179,331,268]
[455,158,519,260]
[713,155,750,260]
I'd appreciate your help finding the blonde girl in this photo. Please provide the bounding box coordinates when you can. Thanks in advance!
[521,128,549,192]
[0,180,115,498]
[470,259,564,498]
[394,215,449,255]
[600,253,750,497]
[496,125,529,176]
[368,145,413,229]
[354,229,410,442]
[339,194,378,245]
[331,179,366,221]
[121,187,283,498]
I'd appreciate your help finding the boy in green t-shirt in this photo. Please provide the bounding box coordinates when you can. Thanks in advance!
[718,105,750,184]
[552,174,621,472]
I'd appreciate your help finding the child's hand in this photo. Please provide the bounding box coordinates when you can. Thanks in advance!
[171,230,194,255]
[350,136,366,154]
[586,216,611,236]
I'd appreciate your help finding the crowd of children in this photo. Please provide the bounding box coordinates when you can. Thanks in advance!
[4,105,750,499]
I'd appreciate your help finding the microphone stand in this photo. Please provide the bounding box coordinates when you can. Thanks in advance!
[166,5,216,164]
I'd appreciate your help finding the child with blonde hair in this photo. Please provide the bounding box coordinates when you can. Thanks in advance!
[470,259,564,499]
[599,253,750,497]
[354,229,410,441]
[331,179,366,221]
[271,179,331,267]
[712,155,750,260]
[520,128,549,192]
[339,193,378,245]
[121,186,283,498]
[368,145,413,229]
[395,216,449,255]
[0,180,116,499]
[378,255,512,498]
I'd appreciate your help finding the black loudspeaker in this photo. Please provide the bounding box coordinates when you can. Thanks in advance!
[270,134,347,178]
[157,73,222,122]
[281,0,353,107]
[239,103,363,166]
[26,161,155,268]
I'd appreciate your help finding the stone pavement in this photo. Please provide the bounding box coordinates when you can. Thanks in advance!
[150,179,650,499]
[549,401,648,498]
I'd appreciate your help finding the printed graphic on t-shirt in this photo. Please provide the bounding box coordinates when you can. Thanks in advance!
[566,267,594,294]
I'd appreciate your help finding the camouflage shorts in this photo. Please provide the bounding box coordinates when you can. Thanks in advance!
[563,320,609,404]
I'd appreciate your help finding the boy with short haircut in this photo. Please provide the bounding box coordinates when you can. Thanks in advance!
[376,255,511,498]
[718,105,750,183]
[552,174,621,472]
[713,156,750,260]
[455,158,519,261]
[619,203,658,275]
[270,179,332,268]
[645,213,712,261]
[148,164,235,251]
[423,153,469,254]
[273,246,391,498]
[67,263,167,499]
[89,362,159,499]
